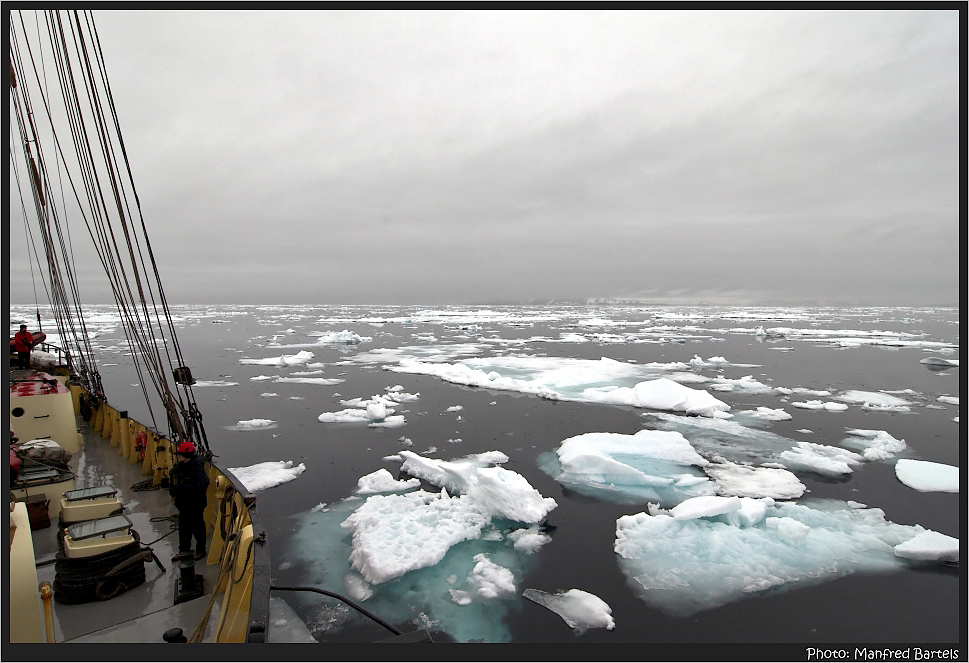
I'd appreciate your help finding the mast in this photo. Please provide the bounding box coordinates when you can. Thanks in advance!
[9,9,209,452]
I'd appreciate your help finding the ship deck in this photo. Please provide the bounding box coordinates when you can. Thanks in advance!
[28,415,315,643]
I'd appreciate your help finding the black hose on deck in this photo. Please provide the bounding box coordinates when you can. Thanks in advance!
[270,585,402,636]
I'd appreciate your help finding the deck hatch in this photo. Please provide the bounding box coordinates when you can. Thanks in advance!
[17,468,61,482]
[64,485,118,501]
[67,514,133,541]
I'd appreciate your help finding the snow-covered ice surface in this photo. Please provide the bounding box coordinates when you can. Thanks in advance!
[14,303,957,645]
[894,459,959,493]
[227,460,306,492]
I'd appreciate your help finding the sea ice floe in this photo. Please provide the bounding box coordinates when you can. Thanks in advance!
[648,413,875,478]
[507,526,552,554]
[615,498,938,617]
[192,379,240,387]
[893,530,959,563]
[894,459,959,493]
[341,490,492,584]
[920,357,959,367]
[240,350,315,367]
[777,441,864,477]
[389,356,730,417]
[835,390,912,412]
[708,375,776,395]
[274,376,344,386]
[399,451,557,523]
[318,391,418,427]
[228,460,306,492]
[791,400,849,411]
[937,395,959,405]
[269,330,373,348]
[522,588,615,632]
[542,430,714,506]
[579,378,730,417]
[226,418,278,431]
[841,429,906,461]
[736,407,792,422]
[465,553,517,599]
[704,462,805,499]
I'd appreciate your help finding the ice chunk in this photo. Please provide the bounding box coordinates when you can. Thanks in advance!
[227,418,277,431]
[240,350,315,367]
[507,526,552,554]
[544,429,715,505]
[318,393,410,427]
[738,407,792,422]
[706,462,805,499]
[670,495,741,520]
[354,468,421,494]
[581,377,730,417]
[835,390,912,411]
[615,499,922,617]
[841,429,907,461]
[228,460,306,492]
[894,459,959,493]
[708,375,776,395]
[893,530,959,563]
[343,572,373,601]
[340,490,491,584]
[777,441,863,477]
[466,553,516,599]
[792,400,849,412]
[522,588,615,631]
[398,451,554,523]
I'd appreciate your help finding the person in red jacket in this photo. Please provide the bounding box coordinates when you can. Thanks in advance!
[13,324,33,370]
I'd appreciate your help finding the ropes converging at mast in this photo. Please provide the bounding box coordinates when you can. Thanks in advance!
[9,9,208,452]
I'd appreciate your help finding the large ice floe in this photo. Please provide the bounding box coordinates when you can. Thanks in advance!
[539,430,715,505]
[646,413,876,477]
[541,428,808,503]
[614,497,951,617]
[389,355,730,417]
[286,450,558,642]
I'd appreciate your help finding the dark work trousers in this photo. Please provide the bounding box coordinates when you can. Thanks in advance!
[18,351,30,369]
[178,506,207,553]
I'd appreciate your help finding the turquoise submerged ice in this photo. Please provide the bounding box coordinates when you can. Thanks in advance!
[289,497,539,642]
[615,498,930,617]
[288,450,557,642]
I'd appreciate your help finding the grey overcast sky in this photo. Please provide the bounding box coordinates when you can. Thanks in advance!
[8,9,963,306]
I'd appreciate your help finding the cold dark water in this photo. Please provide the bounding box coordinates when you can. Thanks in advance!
[12,304,961,652]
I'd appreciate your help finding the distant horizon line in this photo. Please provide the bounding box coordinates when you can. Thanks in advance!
[8,300,961,309]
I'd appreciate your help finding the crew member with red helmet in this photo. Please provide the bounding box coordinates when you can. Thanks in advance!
[13,324,33,370]
[169,440,209,562]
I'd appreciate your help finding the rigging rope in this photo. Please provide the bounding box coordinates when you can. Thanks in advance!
[10,9,209,451]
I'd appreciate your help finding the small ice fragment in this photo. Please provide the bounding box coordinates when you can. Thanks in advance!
[522,588,615,631]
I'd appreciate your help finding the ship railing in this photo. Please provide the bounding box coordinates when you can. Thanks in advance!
[73,388,270,643]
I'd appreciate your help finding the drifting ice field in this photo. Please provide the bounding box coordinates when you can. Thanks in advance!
[12,303,960,644]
